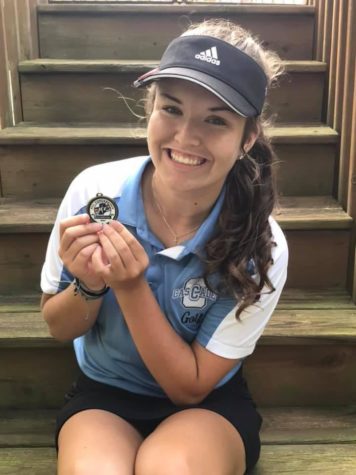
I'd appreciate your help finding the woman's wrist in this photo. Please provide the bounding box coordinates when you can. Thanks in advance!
[73,277,109,300]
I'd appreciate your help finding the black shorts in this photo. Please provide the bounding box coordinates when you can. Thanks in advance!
[56,366,262,473]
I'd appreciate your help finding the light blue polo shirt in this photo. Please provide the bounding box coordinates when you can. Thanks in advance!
[41,156,288,397]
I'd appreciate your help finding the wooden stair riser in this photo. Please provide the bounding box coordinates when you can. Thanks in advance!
[1,345,355,409]
[38,6,314,60]
[0,142,336,198]
[2,406,356,448]
[0,230,350,293]
[20,70,325,124]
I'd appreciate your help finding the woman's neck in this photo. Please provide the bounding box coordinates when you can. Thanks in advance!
[142,164,220,246]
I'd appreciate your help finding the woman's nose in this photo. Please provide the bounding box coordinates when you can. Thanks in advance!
[174,120,201,147]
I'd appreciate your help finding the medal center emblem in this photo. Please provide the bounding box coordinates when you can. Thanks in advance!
[87,193,119,224]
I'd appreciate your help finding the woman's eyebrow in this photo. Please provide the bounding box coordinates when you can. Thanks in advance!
[209,106,235,113]
[160,92,182,104]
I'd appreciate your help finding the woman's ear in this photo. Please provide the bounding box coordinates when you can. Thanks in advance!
[243,131,258,154]
[241,118,260,154]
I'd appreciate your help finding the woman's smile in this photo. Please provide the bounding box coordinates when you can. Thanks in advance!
[167,149,208,167]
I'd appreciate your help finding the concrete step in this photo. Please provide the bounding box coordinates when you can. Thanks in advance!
[19,60,326,124]
[0,124,338,197]
[38,4,315,60]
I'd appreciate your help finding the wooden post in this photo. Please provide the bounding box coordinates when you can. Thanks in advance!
[0,0,48,129]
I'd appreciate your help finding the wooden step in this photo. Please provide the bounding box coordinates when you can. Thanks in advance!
[0,290,355,407]
[1,406,355,447]
[1,289,355,348]
[1,444,355,475]
[38,4,315,60]
[19,60,326,124]
[0,124,338,197]
[0,196,352,292]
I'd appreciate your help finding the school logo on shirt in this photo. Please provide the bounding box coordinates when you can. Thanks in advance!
[172,278,217,310]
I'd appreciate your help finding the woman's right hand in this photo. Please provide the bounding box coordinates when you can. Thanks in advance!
[59,214,106,290]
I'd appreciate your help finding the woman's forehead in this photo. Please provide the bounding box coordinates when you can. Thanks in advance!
[156,78,233,109]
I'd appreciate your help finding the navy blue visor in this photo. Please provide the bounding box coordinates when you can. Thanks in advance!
[133,35,268,117]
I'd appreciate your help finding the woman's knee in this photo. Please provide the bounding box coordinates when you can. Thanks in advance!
[135,441,197,475]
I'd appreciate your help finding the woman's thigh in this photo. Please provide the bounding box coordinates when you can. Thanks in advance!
[135,408,246,475]
[57,409,143,475]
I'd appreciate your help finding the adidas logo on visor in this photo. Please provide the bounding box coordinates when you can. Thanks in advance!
[195,46,220,66]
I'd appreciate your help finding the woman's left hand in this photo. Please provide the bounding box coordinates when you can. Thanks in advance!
[91,220,149,291]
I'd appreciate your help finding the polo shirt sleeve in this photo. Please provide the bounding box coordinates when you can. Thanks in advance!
[195,217,288,359]
[40,173,87,295]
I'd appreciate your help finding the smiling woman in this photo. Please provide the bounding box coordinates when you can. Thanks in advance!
[40,18,288,475]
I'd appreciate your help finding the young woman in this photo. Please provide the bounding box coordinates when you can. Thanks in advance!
[41,19,288,475]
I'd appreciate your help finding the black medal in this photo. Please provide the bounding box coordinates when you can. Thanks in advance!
[87,193,119,224]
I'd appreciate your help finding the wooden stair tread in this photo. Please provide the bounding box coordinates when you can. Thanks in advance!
[1,445,355,474]
[39,4,315,15]
[1,290,355,347]
[0,196,352,233]
[19,58,327,73]
[0,123,338,144]
[1,288,354,312]
[0,407,355,447]
[0,447,56,474]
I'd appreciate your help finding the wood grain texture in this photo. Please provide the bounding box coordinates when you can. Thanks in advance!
[1,302,356,347]
[0,196,351,233]
[38,5,314,60]
[0,141,337,198]
[0,345,355,407]
[19,63,325,124]
[0,124,339,144]
[253,444,356,474]
[1,406,355,448]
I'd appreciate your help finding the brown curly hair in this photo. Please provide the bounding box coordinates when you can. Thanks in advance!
[144,19,284,318]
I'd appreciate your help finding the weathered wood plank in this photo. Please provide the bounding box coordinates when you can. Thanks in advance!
[0,141,337,198]
[0,196,351,233]
[0,124,338,145]
[0,447,56,474]
[265,309,356,344]
[1,444,355,474]
[1,306,355,347]
[19,61,325,123]
[18,59,327,74]
[1,406,355,448]
[1,288,354,313]
[0,231,351,292]
[0,347,78,408]
[38,5,314,60]
[245,344,356,406]
[261,406,356,445]
[0,345,355,407]
[286,230,350,288]
[253,444,356,474]
[0,233,48,293]
[0,410,56,447]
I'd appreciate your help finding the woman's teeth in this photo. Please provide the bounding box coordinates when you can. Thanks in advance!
[170,150,205,166]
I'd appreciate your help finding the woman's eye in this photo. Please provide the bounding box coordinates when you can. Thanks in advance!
[162,105,181,115]
[207,116,227,126]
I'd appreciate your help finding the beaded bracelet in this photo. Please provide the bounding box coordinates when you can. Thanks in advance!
[73,277,109,300]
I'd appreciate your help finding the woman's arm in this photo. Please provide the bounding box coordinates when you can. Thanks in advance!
[91,220,240,405]
[41,288,103,342]
[41,214,106,342]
